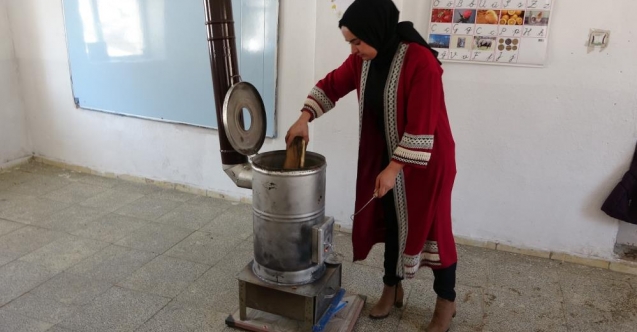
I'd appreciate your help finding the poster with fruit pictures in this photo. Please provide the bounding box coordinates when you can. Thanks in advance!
[428,0,555,66]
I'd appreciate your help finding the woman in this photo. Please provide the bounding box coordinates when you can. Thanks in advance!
[286,0,457,330]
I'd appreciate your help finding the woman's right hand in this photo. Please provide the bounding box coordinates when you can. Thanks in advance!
[285,112,311,147]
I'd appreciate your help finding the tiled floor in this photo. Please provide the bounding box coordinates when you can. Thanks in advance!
[0,161,636,332]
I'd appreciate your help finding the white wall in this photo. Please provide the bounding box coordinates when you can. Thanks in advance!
[0,0,29,165]
[6,0,637,260]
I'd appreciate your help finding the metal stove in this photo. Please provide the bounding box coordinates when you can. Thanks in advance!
[201,0,351,330]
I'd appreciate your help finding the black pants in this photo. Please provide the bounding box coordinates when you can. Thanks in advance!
[381,191,457,302]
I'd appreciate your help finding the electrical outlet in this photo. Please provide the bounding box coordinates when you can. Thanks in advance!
[586,29,610,52]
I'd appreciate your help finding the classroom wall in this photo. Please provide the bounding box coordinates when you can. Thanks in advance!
[0,0,29,165]
[5,0,637,260]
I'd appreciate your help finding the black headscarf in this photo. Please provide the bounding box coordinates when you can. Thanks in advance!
[338,0,440,134]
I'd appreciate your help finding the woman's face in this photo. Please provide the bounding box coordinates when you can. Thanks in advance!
[341,26,377,61]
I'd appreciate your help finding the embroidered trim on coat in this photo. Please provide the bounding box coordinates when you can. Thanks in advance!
[383,43,410,278]
[303,99,324,119]
[421,252,441,262]
[403,254,420,268]
[358,61,370,139]
[404,253,420,278]
[400,134,434,150]
[423,241,439,253]
[421,240,441,267]
[310,87,334,115]
[393,147,431,165]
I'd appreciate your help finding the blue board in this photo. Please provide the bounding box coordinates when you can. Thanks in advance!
[62,0,278,137]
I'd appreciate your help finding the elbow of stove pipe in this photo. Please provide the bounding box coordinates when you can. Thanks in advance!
[223,163,253,189]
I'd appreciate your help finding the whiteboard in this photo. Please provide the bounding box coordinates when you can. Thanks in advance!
[62,0,279,137]
[427,0,555,66]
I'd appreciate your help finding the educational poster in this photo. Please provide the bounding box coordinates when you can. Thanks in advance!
[428,0,555,66]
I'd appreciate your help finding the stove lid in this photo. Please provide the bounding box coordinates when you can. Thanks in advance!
[222,81,267,156]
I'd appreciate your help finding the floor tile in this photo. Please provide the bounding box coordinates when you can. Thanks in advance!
[71,214,148,243]
[0,226,67,257]
[0,310,52,332]
[135,301,228,332]
[453,244,490,287]
[212,239,254,273]
[0,170,37,188]
[19,236,109,274]
[57,286,171,332]
[341,262,387,303]
[0,192,36,212]
[351,294,401,332]
[175,265,240,314]
[483,284,567,332]
[3,293,77,324]
[40,325,73,332]
[40,205,109,233]
[164,231,243,266]
[43,183,109,204]
[0,218,25,236]
[487,250,562,296]
[4,175,70,197]
[0,260,57,306]
[114,196,181,221]
[353,243,385,270]
[0,251,17,266]
[79,189,144,212]
[65,245,157,284]
[118,255,209,298]
[564,302,637,332]
[115,223,193,254]
[560,271,637,331]
[154,202,226,231]
[0,198,71,225]
[199,204,252,241]
[30,272,113,306]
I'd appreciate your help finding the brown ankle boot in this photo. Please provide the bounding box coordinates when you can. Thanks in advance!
[369,282,404,319]
[425,297,456,332]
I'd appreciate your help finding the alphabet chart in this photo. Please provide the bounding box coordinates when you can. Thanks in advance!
[427,0,555,66]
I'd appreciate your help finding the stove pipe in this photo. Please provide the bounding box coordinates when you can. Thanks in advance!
[204,0,253,189]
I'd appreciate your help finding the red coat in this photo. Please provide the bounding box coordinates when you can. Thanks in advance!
[303,42,457,278]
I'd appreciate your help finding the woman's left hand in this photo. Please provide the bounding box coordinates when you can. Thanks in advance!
[375,162,404,198]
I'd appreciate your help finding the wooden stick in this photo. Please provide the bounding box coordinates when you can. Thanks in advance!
[283,137,305,170]
[300,139,306,168]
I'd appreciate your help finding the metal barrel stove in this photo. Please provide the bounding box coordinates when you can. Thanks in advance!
[203,0,334,287]
[251,151,333,285]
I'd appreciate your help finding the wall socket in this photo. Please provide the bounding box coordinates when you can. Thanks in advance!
[586,29,610,53]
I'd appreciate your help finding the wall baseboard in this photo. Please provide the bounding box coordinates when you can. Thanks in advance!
[32,156,253,205]
[14,156,637,277]
[0,155,32,170]
[455,237,637,276]
[339,226,637,276]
